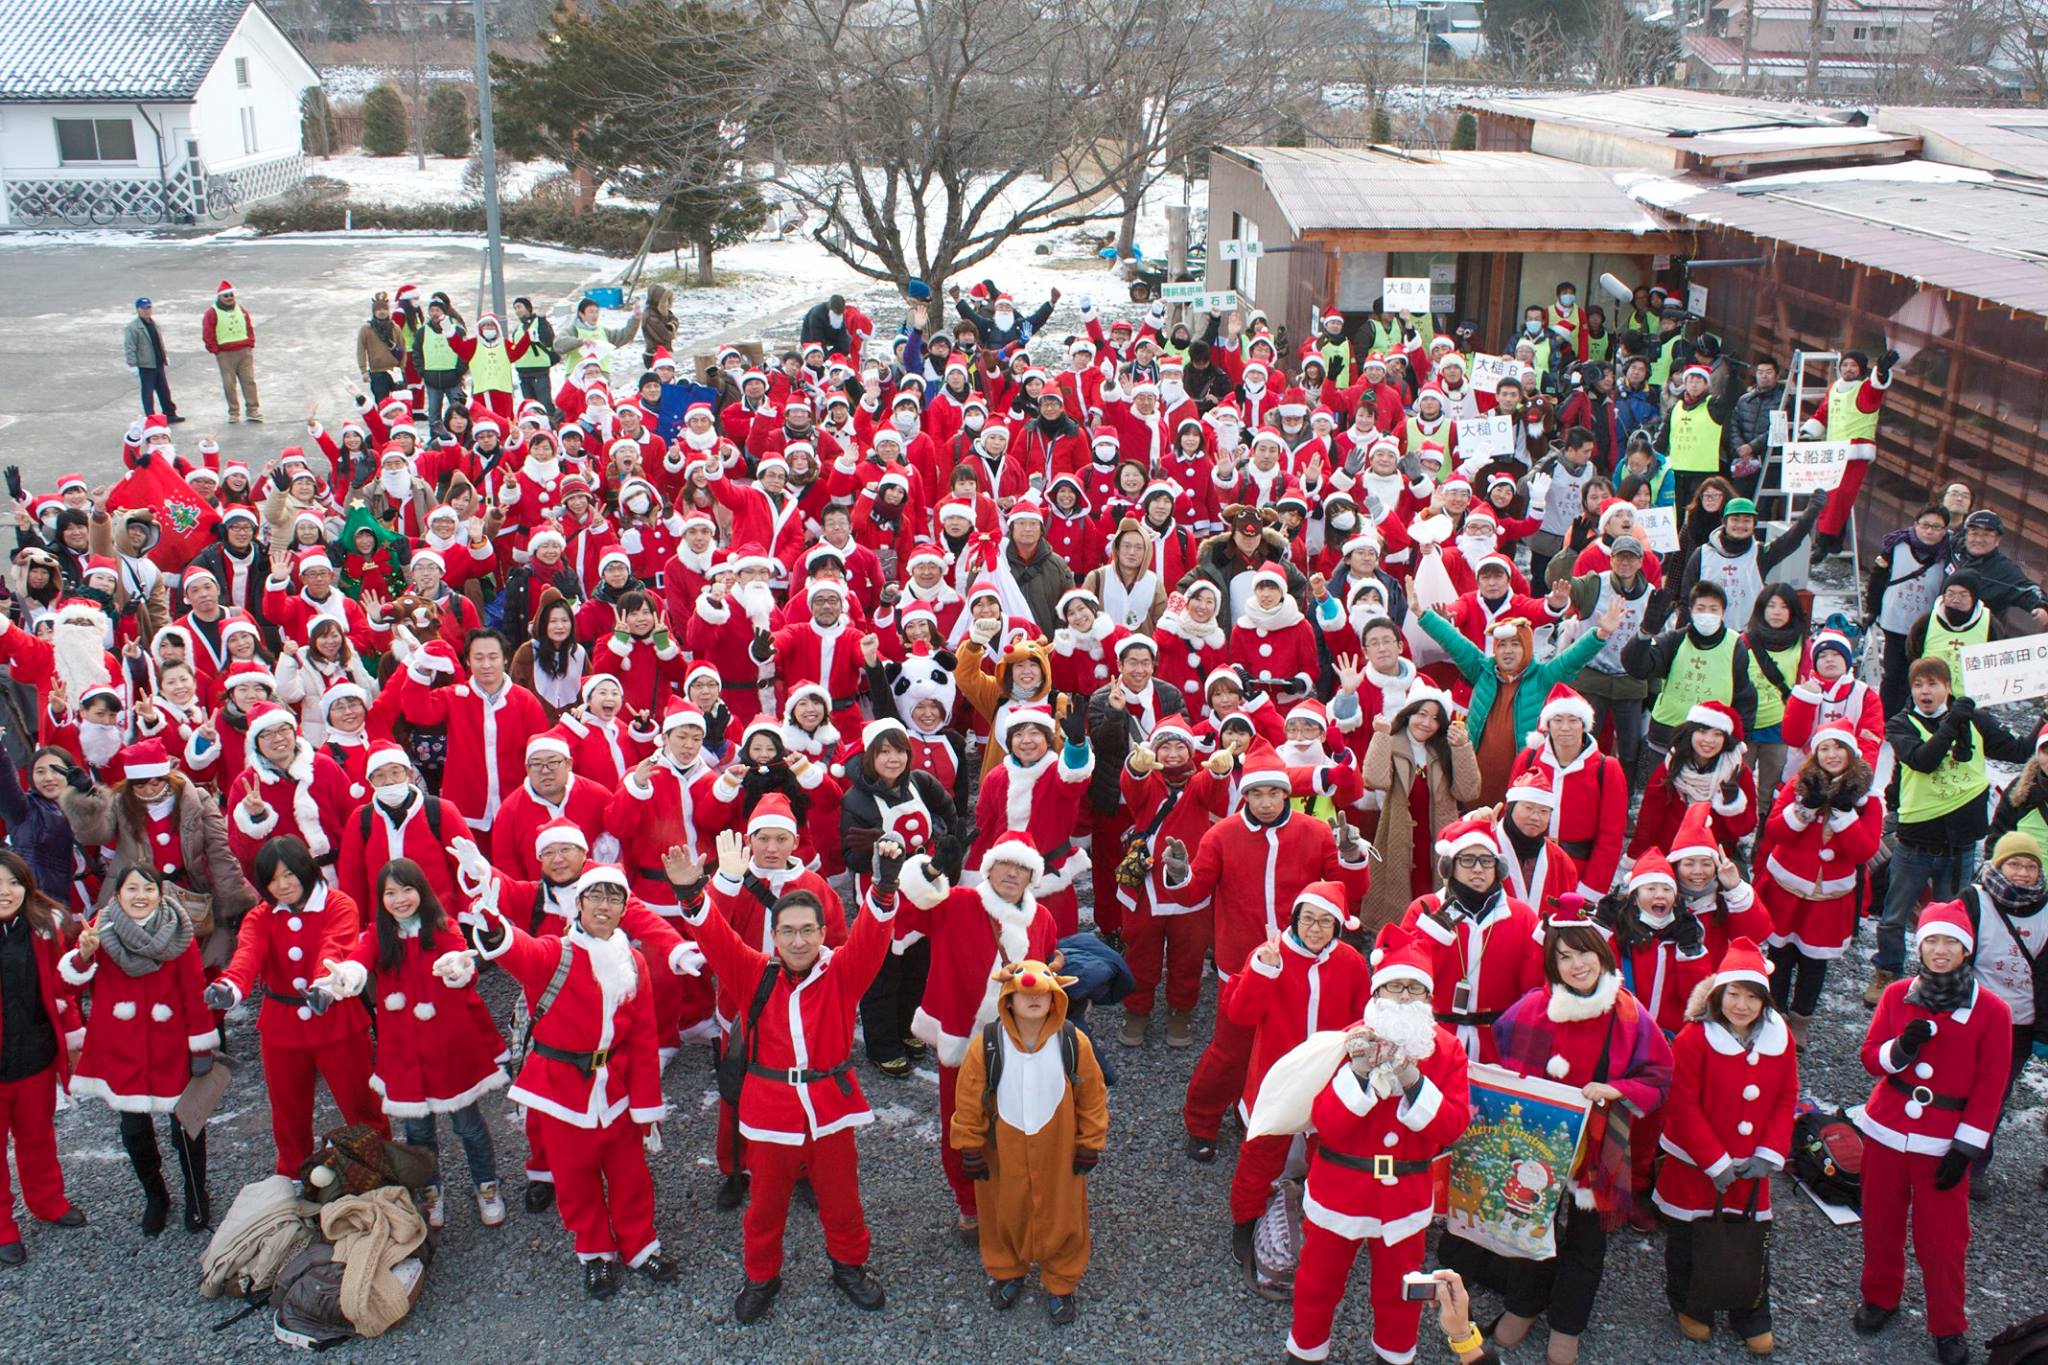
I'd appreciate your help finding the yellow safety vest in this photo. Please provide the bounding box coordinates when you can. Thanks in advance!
[1651,630,1738,728]
[1923,607,1991,698]
[1666,400,1723,474]
[212,305,249,346]
[469,341,515,395]
[1826,378,1880,444]
[513,319,551,370]
[421,325,458,373]
[1747,640,1802,731]
[1896,710,1987,823]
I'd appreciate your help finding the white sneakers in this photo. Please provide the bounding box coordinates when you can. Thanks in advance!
[476,1181,507,1227]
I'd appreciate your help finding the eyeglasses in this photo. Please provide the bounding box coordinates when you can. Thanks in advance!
[580,887,627,906]
[1452,852,1496,870]
[1376,981,1432,1000]
[774,923,825,941]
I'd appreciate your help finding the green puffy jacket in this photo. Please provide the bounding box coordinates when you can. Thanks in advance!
[1420,609,1611,745]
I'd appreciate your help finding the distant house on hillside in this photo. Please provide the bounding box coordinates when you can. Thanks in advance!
[1677,0,1947,94]
[0,0,319,226]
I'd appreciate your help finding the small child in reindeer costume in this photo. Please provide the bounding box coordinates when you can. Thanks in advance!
[948,956,1109,1325]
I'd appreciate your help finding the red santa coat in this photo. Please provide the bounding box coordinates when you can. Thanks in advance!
[767,619,868,735]
[262,579,380,654]
[966,746,1096,899]
[1654,1011,1798,1220]
[1150,612,1227,703]
[334,924,507,1118]
[1302,1030,1472,1243]
[1759,785,1885,957]
[1619,936,1716,1035]
[1399,892,1546,1064]
[1119,766,1229,917]
[894,874,1061,1068]
[1050,618,1127,696]
[1174,809,1370,986]
[478,920,666,1130]
[1228,615,1319,697]
[686,590,775,724]
[595,631,684,717]
[336,794,467,931]
[1630,765,1759,859]
[682,881,897,1144]
[1224,935,1370,1123]
[61,939,215,1111]
[391,669,551,832]
[493,870,698,1051]
[1782,675,1885,763]
[0,615,121,724]
[1491,828,1582,922]
[1508,741,1628,901]
[605,756,739,907]
[224,742,354,867]
[557,712,656,792]
[1859,978,2013,1157]
[216,886,369,1048]
[707,468,807,579]
[492,775,617,881]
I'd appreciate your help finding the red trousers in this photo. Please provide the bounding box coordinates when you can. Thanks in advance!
[1860,1141,1972,1338]
[1288,1221,1429,1363]
[537,1112,658,1263]
[1182,1006,1254,1141]
[1088,809,1128,937]
[1230,1132,1292,1224]
[938,1063,976,1217]
[0,1068,70,1242]
[261,1031,384,1177]
[1122,902,1211,1016]
[743,1128,868,1282]
[1816,455,1868,537]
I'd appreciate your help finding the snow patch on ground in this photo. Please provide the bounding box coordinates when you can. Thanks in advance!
[321,65,472,100]
[313,153,568,207]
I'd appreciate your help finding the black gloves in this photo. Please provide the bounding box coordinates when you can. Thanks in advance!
[202,981,235,1012]
[1072,1148,1100,1176]
[961,1148,990,1181]
[1830,787,1862,814]
[1933,1145,1975,1191]
[64,765,94,794]
[304,987,333,1017]
[750,628,773,661]
[1950,694,1977,718]
[1061,696,1089,746]
[873,844,907,897]
[1669,912,1705,956]
[1896,1018,1935,1060]
[1877,348,1900,380]
[2,466,22,502]
[1798,774,1828,811]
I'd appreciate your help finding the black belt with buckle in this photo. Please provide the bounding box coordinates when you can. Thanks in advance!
[749,1058,855,1094]
[1885,1073,1966,1111]
[264,988,308,1008]
[1436,1009,1504,1027]
[533,1040,612,1076]
[1317,1147,1433,1179]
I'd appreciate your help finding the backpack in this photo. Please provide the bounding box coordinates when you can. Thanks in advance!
[979,1018,1079,1120]
[1988,1309,2048,1365]
[1791,1106,1864,1210]
[356,792,444,846]
[269,1243,354,1351]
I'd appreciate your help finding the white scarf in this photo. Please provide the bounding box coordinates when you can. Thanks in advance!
[1099,567,1159,630]
[1156,609,1224,651]
[1237,595,1303,632]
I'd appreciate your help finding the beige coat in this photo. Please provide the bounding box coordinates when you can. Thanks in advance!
[1358,725,1479,932]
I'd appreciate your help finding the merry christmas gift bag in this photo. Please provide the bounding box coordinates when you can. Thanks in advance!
[1443,1063,1593,1260]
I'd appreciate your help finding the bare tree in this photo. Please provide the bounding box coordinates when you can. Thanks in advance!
[756,0,1288,289]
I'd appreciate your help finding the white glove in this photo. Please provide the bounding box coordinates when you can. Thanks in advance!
[450,836,492,887]
[970,615,1001,645]
[432,949,478,989]
[1078,294,1095,315]
[1799,417,1824,440]
[125,419,145,444]
[668,942,707,978]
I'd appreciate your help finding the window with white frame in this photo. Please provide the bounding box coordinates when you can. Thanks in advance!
[54,117,138,163]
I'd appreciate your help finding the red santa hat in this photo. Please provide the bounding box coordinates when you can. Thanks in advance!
[185,465,221,487]
[82,555,119,584]
[1436,815,1499,861]
[898,603,940,636]
[1007,497,1046,526]
[244,700,298,745]
[980,832,1045,882]
[996,705,1059,748]
[1285,697,1330,733]
[1504,765,1556,809]
[661,698,708,734]
[320,682,367,720]
[1809,718,1861,754]
[1250,564,1290,592]
[572,863,630,897]
[218,658,276,694]
[1113,633,1156,661]
[1148,718,1198,750]
[526,730,572,762]
[1681,364,1713,383]
[57,472,90,494]
[580,672,622,703]
[1686,700,1743,741]
[1712,935,1772,993]
[1238,750,1290,793]
[534,817,589,855]
[1916,899,1974,954]
[748,792,799,838]
[1293,879,1360,934]
[1369,921,1434,991]
[1536,683,1595,735]
[1276,387,1309,419]
[905,543,949,574]
[1596,498,1634,532]
[964,577,1003,608]
[116,738,172,783]
[597,547,633,576]
[1667,803,1719,864]
[216,280,236,297]
[527,523,567,553]
[1628,848,1676,893]
[410,638,459,677]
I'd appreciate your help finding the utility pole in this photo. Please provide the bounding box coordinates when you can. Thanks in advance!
[473,0,506,318]
[1803,0,1827,95]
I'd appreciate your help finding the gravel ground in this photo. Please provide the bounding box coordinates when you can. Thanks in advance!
[0,923,2040,1365]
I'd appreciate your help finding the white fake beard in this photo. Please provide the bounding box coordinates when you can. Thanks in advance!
[1160,379,1185,404]
[733,578,776,631]
[79,721,124,768]
[1457,534,1498,565]
[1278,738,1327,766]
[994,311,1016,330]
[571,923,639,1014]
[52,617,111,697]
[380,470,412,499]
[683,426,718,451]
[1363,995,1437,1060]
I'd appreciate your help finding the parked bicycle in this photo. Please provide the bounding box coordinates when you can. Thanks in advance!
[11,181,119,228]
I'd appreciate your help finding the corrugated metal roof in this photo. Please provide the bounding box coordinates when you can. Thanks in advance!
[0,0,252,102]
[1219,146,1670,236]
[1875,106,2048,179]
[1462,84,1915,163]
[1634,168,2048,316]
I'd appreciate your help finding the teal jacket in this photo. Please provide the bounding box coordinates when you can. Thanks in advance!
[1420,610,1611,745]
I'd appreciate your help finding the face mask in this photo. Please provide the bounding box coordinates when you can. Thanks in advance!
[892,411,919,435]
[1691,610,1722,635]
[480,327,499,344]
[625,492,653,515]
[964,412,984,432]
[1329,512,1356,531]
[1524,320,1542,336]
[1557,293,1576,310]
[373,782,413,808]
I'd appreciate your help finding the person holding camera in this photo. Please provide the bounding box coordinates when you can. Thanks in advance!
[1281,922,1472,1365]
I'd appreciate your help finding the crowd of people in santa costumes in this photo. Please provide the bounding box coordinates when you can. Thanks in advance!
[0,269,2043,1363]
